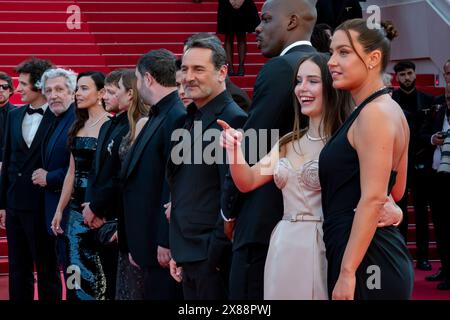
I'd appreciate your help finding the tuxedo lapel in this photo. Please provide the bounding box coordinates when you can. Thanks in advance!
[28,108,55,154]
[14,106,28,150]
[45,107,73,165]
[125,113,166,179]
[95,120,112,175]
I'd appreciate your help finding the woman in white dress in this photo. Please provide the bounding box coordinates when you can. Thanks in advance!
[218,52,402,300]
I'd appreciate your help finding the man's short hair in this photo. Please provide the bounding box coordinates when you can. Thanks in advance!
[394,60,416,74]
[15,57,54,91]
[184,32,222,48]
[184,38,227,71]
[0,72,14,91]
[41,68,77,94]
[105,69,125,87]
[137,49,177,87]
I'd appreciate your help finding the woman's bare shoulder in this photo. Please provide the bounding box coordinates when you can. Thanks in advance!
[135,117,149,136]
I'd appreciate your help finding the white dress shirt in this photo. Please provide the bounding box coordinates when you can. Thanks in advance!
[22,104,48,148]
[432,113,450,170]
[280,41,313,56]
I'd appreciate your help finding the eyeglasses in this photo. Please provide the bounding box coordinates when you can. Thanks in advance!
[0,84,11,91]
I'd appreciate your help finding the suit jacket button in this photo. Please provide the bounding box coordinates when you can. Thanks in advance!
[227,204,232,209]
[17,173,22,177]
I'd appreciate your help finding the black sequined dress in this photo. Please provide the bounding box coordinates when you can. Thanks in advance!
[65,137,106,300]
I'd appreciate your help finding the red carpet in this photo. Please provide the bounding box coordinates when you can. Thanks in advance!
[1,262,449,300]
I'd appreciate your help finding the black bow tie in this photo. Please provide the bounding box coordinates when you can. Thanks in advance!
[26,107,44,116]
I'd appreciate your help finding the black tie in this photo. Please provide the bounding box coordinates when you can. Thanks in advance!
[26,107,44,115]
[108,115,119,124]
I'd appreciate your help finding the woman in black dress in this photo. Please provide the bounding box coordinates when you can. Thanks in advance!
[319,19,414,299]
[217,0,260,76]
[52,71,110,300]
[115,69,149,300]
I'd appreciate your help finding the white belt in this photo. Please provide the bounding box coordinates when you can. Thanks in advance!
[282,213,323,222]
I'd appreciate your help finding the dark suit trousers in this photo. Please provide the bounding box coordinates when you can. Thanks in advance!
[6,209,61,300]
[430,171,450,279]
[229,243,268,300]
[181,260,227,300]
[142,265,183,300]
[397,167,432,260]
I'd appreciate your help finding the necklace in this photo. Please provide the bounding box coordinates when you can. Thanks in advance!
[86,112,108,128]
[306,132,327,141]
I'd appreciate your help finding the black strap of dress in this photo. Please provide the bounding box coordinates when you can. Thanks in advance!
[351,87,391,119]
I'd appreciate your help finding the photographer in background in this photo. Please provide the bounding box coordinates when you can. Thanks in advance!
[392,60,435,271]
[421,81,450,290]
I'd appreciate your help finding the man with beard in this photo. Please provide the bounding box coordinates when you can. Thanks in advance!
[392,60,435,271]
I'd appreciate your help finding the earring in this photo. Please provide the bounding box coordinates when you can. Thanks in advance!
[369,65,374,70]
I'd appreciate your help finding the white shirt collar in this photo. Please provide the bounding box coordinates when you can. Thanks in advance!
[280,41,312,56]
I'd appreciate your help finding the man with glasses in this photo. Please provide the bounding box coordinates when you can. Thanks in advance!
[0,72,16,172]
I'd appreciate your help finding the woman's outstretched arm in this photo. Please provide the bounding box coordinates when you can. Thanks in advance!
[218,119,281,193]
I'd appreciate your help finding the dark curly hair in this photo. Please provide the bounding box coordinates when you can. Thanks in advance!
[15,57,54,92]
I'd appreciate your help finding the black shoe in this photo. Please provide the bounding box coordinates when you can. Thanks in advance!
[425,268,445,282]
[437,280,450,290]
[416,259,432,271]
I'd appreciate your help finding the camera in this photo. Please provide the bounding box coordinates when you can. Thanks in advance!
[439,130,450,139]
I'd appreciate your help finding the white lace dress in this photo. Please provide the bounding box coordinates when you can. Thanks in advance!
[264,158,328,300]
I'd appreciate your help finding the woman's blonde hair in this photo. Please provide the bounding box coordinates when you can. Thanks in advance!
[120,69,150,144]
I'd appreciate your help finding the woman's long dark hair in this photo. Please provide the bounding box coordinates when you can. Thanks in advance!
[279,52,352,150]
[67,71,105,146]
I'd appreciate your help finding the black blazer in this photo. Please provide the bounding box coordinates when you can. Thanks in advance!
[85,111,129,221]
[226,77,251,112]
[221,44,317,250]
[42,104,75,234]
[167,91,247,266]
[0,102,16,162]
[0,106,55,211]
[392,88,436,168]
[120,91,186,267]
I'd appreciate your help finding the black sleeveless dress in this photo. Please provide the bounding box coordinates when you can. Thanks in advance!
[65,137,106,300]
[318,88,414,299]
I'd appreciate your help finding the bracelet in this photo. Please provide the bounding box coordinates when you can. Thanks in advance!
[220,209,235,222]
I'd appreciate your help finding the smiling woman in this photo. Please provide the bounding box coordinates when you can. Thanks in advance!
[218,52,351,299]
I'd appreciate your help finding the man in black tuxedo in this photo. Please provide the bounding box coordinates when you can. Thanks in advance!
[120,49,185,300]
[167,38,247,299]
[0,58,61,300]
[0,72,16,170]
[220,0,317,300]
[33,68,76,279]
[421,82,450,290]
[82,69,127,299]
[392,60,436,271]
